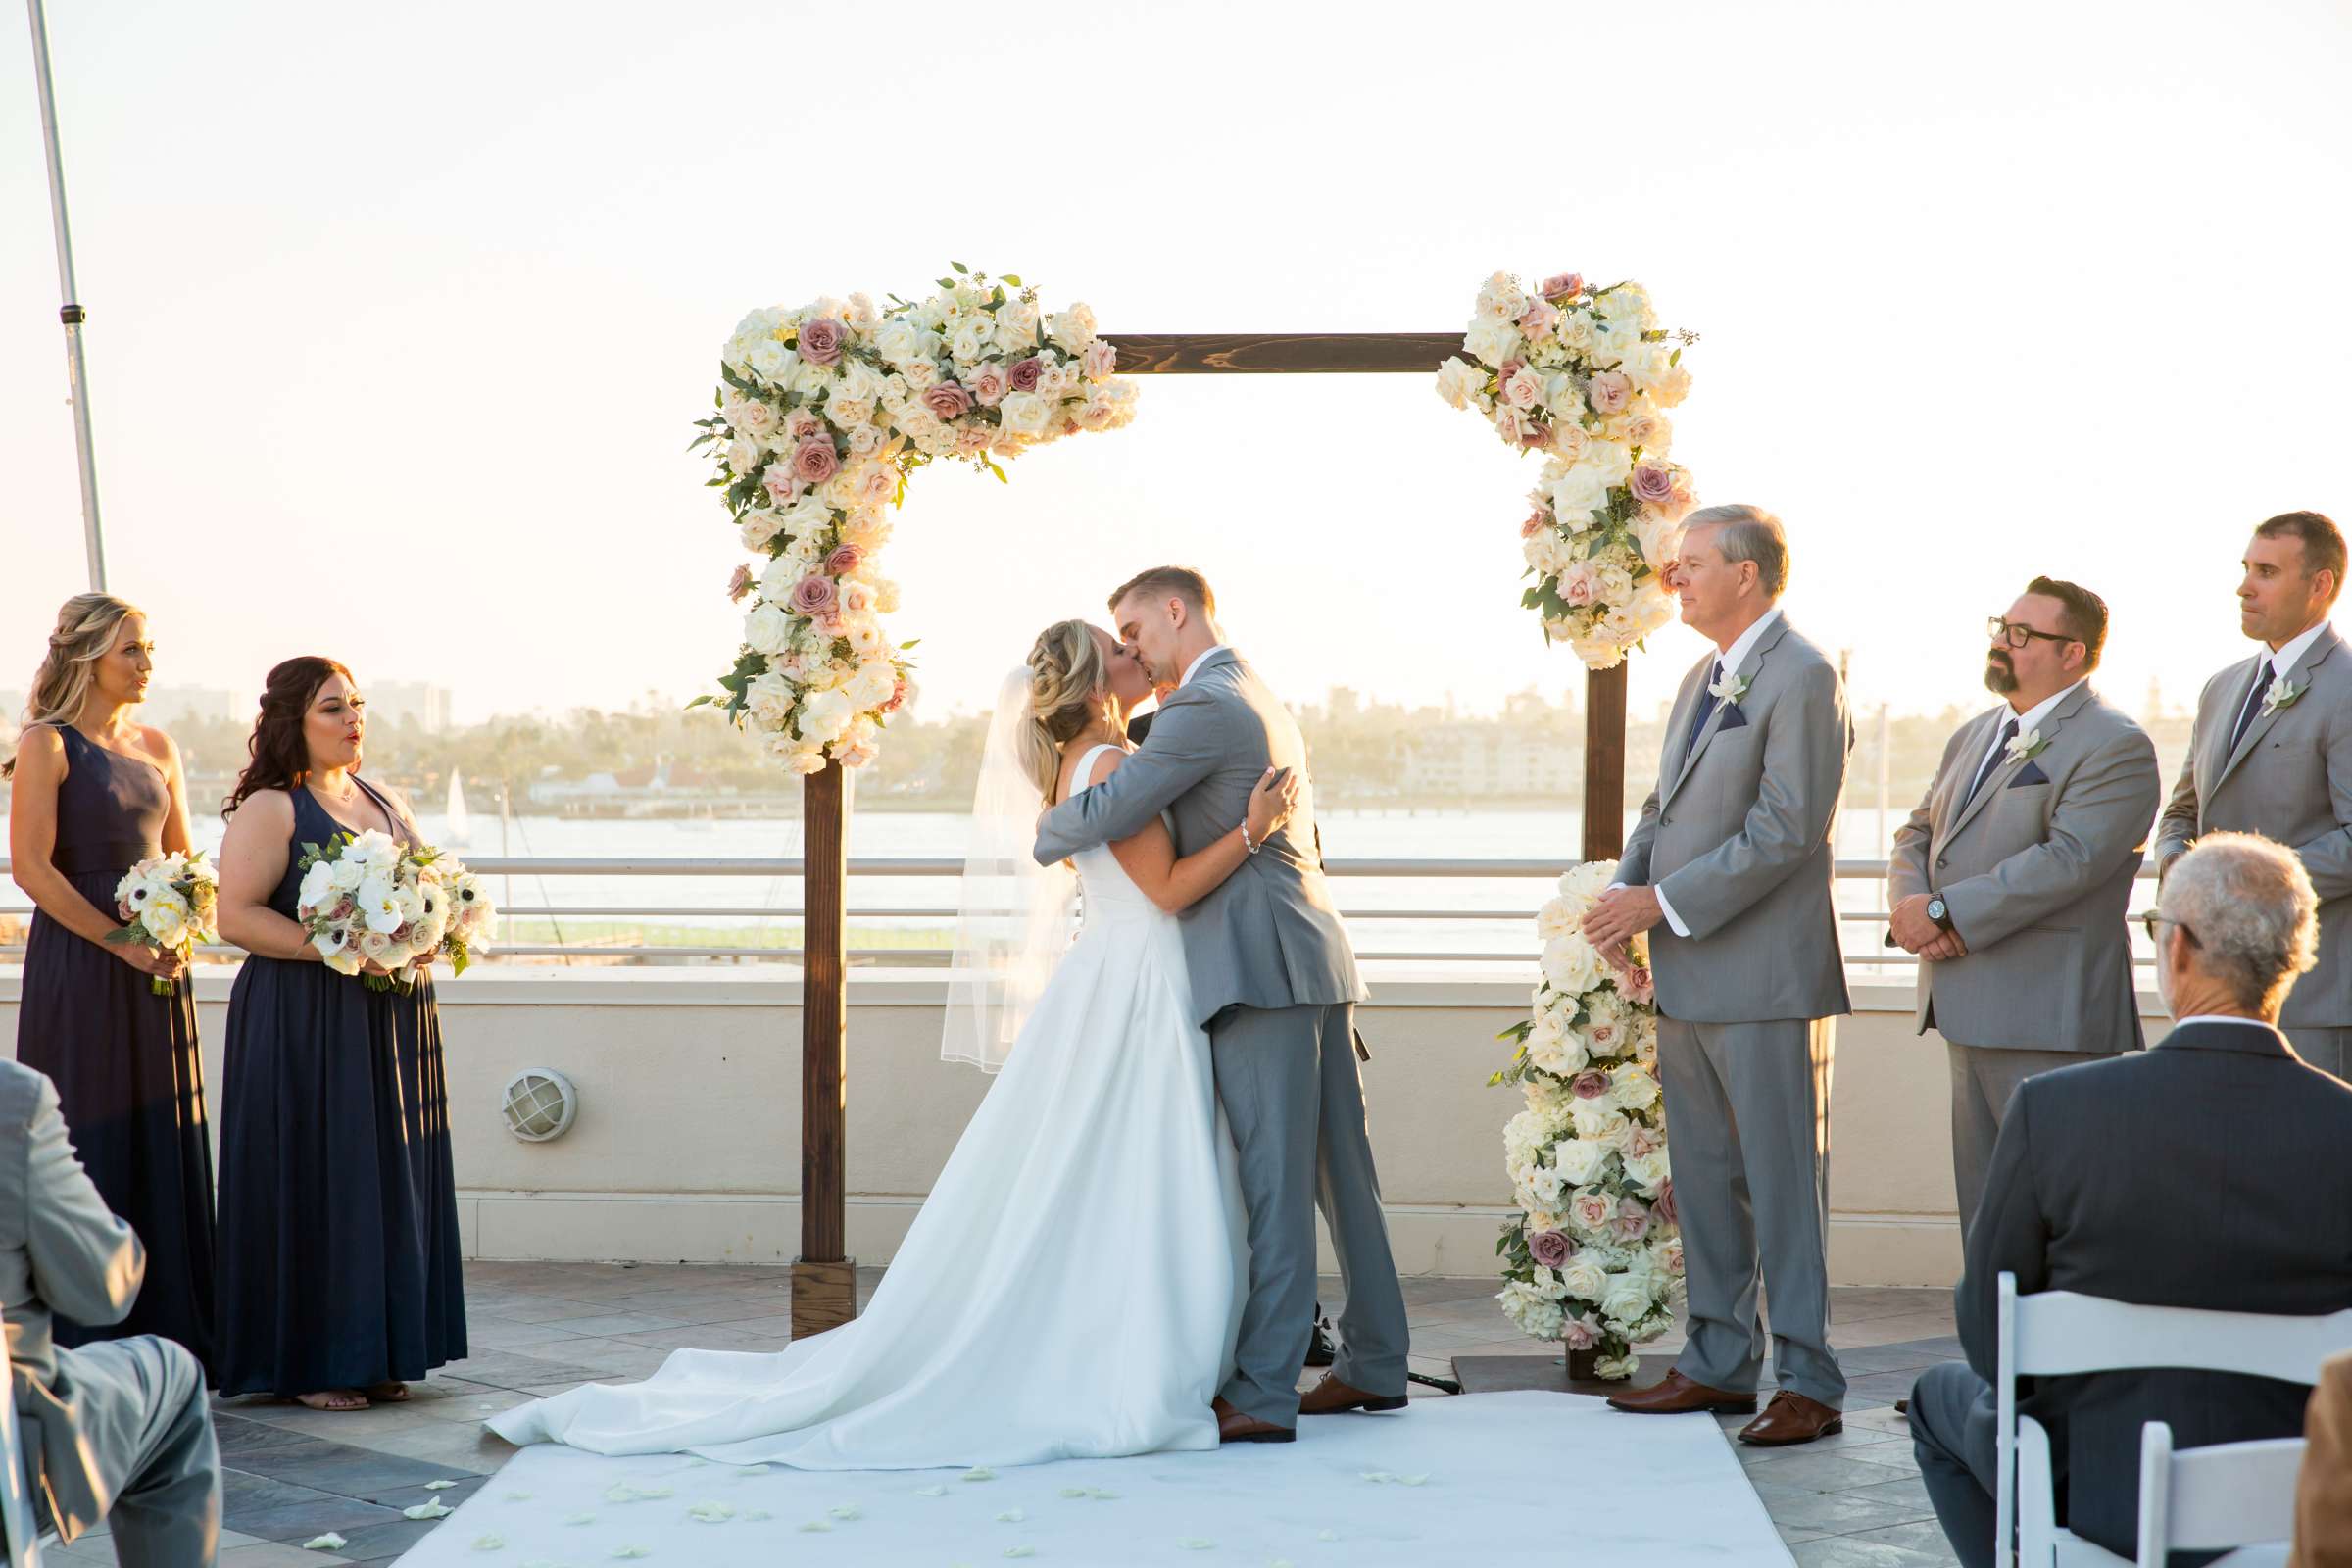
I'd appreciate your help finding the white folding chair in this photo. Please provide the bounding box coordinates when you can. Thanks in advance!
[0,1330,45,1568]
[2134,1422,2302,1568]
[1995,1272,2352,1567]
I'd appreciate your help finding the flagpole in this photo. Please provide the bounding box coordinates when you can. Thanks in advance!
[25,0,107,591]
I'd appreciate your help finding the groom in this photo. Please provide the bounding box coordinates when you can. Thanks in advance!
[1034,566,1410,1443]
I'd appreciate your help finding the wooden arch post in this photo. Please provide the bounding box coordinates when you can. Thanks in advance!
[789,331,1628,1337]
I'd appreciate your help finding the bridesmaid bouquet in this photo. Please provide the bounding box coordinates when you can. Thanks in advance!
[295,830,496,992]
[105,850,220,995]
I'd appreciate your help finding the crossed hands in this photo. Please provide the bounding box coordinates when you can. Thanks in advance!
[1581,886,1663,975]
[1888,894,1969,962]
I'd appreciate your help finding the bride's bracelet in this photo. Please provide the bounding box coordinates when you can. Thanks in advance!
[1241,822,1262,856]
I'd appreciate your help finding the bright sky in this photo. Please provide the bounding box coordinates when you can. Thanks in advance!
[4,0,2348,734]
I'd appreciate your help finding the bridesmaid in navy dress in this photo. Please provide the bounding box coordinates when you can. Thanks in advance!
[6,594,220,1378]
[214,657,466,1410]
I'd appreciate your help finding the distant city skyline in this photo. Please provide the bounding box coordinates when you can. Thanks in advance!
[5,1,2346,737]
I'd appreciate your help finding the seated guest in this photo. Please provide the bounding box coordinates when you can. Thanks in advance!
[2,1058,220,1566]
[2290,1349,2352,1568]
[1911,832,2352,1567]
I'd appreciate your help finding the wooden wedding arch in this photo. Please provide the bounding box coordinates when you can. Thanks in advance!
[787,330,1633,1335]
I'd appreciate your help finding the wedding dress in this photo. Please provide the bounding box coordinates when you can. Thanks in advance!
[489,744,1247,1469]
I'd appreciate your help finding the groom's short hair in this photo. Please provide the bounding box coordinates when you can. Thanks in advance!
[1110,566,1217,623]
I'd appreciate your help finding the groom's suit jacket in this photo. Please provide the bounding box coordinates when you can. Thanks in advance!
[1613,615,1850,1023]
[1887,685,2158,1053]
[1035,649,1364,1026]
[2156,626,2352,1030]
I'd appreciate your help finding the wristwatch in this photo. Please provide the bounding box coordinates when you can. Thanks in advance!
[1926,896,1953,932]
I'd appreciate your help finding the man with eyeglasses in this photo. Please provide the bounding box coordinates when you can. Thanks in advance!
[1888,577,2160,1237]
[2155,510,2352,1079]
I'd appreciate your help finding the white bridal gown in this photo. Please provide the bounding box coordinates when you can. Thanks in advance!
[490,748,1248,1469]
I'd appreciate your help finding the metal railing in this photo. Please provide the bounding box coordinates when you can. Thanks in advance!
[0,856,2164,969]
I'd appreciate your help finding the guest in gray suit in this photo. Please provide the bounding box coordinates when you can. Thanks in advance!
[1034,566,1408,1444]
[1583,504,1852,1446]
[1911,833,2352,1566]
[1888,578,2160,1233]
[2,1058,220,1565]
[2156,510,2352,1080]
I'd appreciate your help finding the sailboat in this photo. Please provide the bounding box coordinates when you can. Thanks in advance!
[445,771,472,848]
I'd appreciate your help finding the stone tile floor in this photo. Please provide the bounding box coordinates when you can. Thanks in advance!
[48,1262,1963,1565]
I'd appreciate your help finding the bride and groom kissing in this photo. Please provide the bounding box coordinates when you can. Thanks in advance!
[493,564,1411,1466]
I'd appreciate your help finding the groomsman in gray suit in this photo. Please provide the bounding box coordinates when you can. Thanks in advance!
[2,1058,220,1565]
[2156,510,2352,1080]
[1888,578,2160,1233]
[1583,504,1852,1446]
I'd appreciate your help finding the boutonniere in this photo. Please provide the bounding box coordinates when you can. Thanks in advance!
[1708,671,1750,705]
[2005,728,2050,763]
[2262,678,2306,716]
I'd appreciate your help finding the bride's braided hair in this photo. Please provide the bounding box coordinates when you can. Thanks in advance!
[1019,619,1118,803]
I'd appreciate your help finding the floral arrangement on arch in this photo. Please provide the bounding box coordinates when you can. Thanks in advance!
[1438,270,1698,671]
[1493,861,1682,1377]
[694,265,1139,772]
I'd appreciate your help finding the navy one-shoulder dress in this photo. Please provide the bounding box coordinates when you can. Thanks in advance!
[14,723,220,1378]
[215,778,467,1396]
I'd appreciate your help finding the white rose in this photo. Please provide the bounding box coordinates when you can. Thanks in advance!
[1047,304,1096,353]
[1569,1101,1629,1147]
[745,339,790,380]
[738,510,785,551]
[1540,932,1603,996]
[1559,1255,1610,1303]
[997,390,1052,434]
[745,604,792,656]
[145,897,188,947]
[1552,1138,1607,1186]
[874,319,925,367]
[798,688,855,745]
[745,672,795,729]
[725,436,760,474]
[1623,1147,1672,1194]
[847,661,897,709]
[1608,1062,1661,1112]
[327,857,367,892]
[1548,466,1610,523]
[1599,1274,1652,1328]
[1461,317,1521,370]
[1434,357,1483,411]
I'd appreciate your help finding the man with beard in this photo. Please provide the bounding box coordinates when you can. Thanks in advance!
[1887,578,2160,1233]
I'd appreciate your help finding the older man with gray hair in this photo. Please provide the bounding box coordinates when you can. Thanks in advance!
[1911,832,2352,1566]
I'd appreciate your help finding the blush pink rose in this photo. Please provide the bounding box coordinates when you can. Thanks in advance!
[788,575,839,618]
[1587,1018,1623,1054]
[1623,965,1655,1004]
[1613,1196,1653,1241]
[1541,272,1586,301]
[969,364,1009,407]
[1587,370,1633,415]
[1571,1190,1615,1232]
[1529,1230,1576,1269]
[1625,1123,1663,1159]
[1570,1069,1610,1100]
[1630,464,1678,507]
[1007,356,1044,393]
[1559,562,1601,607]
[1560,1312,1600,1350]
[791,436,839,484]
[855,466,896,506]
[797,317,846,366]
[955,424,995,456]
[920,381,974,420]
[1521,511,1551,538]
[1518,299,1562,337]
[1654,1178,1677,1228]
[824,544,862,576]
[1082,339,1118,381]
[784,409,823,442]
[1493,407,1530,446]
[761,468,803,505]
[1501,365,1543,410]
[726,564,754,603]
[1519,420,1554,451]
[880,676,908,714]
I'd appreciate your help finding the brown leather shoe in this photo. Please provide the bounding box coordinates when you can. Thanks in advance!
[1737,1389,1844,1446]
[1604,1369,1758,1416]
[1298,1372,1408,1416]
[1212,1395,1295,1445]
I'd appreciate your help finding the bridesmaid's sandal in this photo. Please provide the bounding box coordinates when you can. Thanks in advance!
[366,1381,412,1402]
[295,1390,369,1411]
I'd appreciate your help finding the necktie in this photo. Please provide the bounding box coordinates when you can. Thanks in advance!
[2229,660,2276,755]
[1965,716,2020,807]
[1683,660,1724,760]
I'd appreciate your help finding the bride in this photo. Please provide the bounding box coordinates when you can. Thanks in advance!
[489,619,1300,1469]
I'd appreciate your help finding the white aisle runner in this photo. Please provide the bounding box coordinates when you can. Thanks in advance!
[394,1392,1791,1566]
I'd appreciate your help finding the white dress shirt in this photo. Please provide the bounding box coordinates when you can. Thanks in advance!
[1627,608,1784,940]
[1968,678,2086,786]
[1179,644,1231,690]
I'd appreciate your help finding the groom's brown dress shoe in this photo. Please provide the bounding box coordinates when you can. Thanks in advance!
[1212,1395,1295,1445]
[1603,1370,1758,1416]
[1298,1372,1408,1416]
[1737,1390,1844,1446]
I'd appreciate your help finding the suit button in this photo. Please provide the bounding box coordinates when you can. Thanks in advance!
[1936,856,1949,868]
[1661,815,1672,826]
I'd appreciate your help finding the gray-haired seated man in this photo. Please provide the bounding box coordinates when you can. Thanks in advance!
[3,1057,220,1565]
[1910,832,2352,1566]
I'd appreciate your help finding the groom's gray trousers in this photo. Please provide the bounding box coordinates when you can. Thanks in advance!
[1210,1001,1410,1426]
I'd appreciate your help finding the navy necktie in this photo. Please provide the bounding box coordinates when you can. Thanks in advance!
[1684,660,1724,760]
[2230,660,2276,755]
[1965,716,2020,807]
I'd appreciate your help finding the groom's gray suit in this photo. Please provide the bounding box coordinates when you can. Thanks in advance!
[1613,612,1851,1408]
[1035,648,1408,1426]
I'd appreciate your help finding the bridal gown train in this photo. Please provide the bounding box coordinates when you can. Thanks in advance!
[490,757,1248,1469]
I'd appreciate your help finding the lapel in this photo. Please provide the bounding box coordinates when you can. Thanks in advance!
[1940,683,2095,850]
[2213,629,2339,794]
[1661,616,1790,808]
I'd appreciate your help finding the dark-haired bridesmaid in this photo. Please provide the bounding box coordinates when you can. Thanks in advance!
[6,593,220,1378]
[213,657,466,1410]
